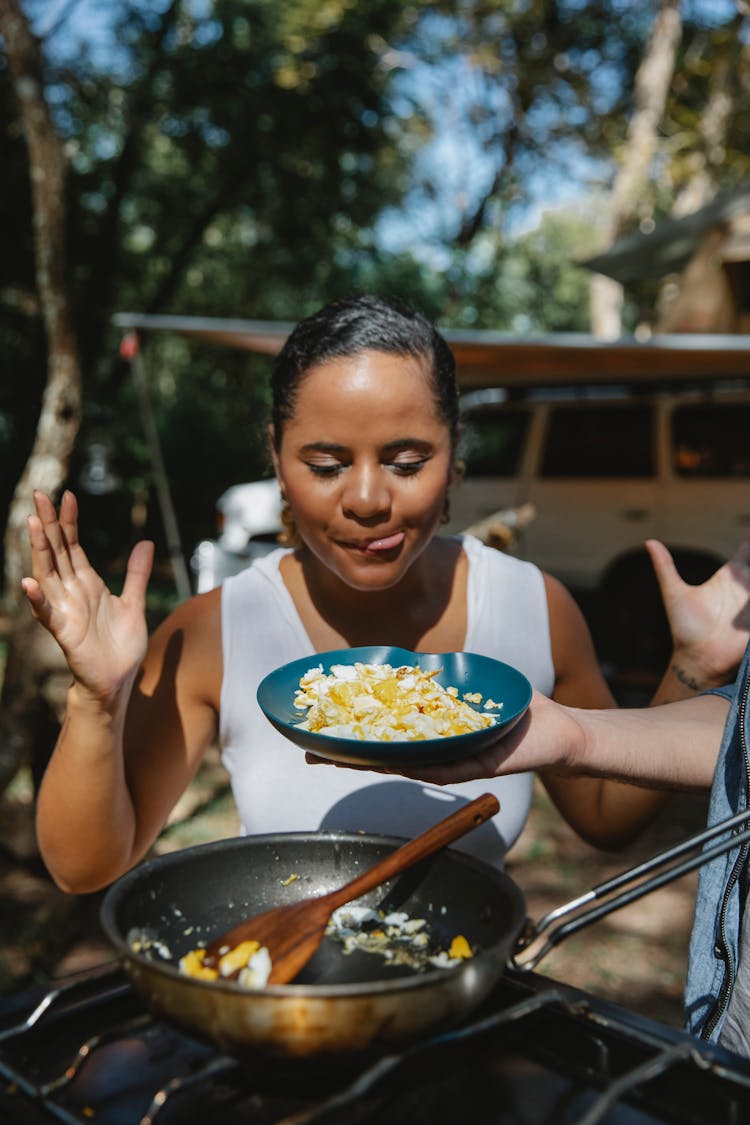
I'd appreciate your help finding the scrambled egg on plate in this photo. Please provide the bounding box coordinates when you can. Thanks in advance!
[294,661,502,741]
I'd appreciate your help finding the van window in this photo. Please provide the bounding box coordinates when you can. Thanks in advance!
[541,404,653,478]
[672,403,750,477]
[461,407,530,476]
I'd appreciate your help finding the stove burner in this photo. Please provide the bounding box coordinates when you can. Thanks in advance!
[2,963,750,1124]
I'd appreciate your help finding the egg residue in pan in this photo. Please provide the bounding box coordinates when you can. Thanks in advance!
[130,906,472,991]
[179,940,272,988]
[325,904,474,971]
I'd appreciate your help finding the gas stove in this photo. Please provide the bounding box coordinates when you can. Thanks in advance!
[2,961,750,1125]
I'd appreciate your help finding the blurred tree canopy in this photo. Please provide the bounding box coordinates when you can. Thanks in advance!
[2,0,750,572]
[2,0,427,566]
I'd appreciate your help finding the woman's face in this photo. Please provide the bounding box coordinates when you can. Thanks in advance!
[272,349,454,592]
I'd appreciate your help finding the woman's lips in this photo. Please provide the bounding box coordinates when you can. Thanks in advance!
[345,531,406,554]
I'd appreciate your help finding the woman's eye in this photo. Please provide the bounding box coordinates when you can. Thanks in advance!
[307,462,342,477]
[389,458,427,475]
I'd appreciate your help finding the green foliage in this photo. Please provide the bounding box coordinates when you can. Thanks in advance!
[490,205,607,333]
[3,0,423,563]
[4,0,750,582]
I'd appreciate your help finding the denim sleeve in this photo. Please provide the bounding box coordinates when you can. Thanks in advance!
[684,641,750,1040]
[703,664,744,704]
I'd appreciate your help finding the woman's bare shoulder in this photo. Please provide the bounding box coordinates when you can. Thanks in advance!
[151,586,222,641]
[540,569,588,623]
[142,587,223,699]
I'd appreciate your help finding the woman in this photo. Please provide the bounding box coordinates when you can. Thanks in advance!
[22,294,741,893]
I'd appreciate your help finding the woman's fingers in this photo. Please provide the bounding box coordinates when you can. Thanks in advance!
[644,539,680,604]
[728,533,750,582]
[31,490,76,582]
[58,489,87,564]
[27,511,52,573]
[29,489,97,587]
[20,575,49,619]
[121,540,155,607]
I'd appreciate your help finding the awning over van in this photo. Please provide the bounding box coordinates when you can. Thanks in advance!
[113,312,750,388]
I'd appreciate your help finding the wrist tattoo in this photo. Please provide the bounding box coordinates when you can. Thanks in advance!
[671,663,702,692]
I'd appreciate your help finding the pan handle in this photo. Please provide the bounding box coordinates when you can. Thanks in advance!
[510,807,750,972]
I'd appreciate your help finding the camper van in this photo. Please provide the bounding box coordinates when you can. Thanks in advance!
[447,379,750,673]
[112,315,749,680]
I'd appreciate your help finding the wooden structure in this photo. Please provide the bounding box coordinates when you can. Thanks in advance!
[581,184,750,335]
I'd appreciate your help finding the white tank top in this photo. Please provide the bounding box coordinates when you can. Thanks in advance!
[219,535,554,867]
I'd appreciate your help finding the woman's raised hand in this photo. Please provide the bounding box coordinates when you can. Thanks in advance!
[22,490,155,704]
[646,535,750,687]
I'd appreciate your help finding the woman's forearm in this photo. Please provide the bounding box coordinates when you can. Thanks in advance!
[35,681,140,892]
[403,692,730,790]
[561,693,729,791]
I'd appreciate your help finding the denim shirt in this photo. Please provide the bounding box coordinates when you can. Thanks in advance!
[684,642,750,1042]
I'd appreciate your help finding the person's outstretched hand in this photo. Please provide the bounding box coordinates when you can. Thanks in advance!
[646,535,750,687]
[22,490,155,704]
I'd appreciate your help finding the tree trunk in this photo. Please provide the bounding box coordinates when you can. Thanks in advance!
[0,0,82,798]
[670,13,745,219]
[590,0,682,339]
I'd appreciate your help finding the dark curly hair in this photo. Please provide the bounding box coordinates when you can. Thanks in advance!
[269,294,458,452]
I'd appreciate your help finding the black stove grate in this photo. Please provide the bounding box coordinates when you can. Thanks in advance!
[2,964,750,1125]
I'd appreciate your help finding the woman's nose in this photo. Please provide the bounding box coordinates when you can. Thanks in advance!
[342,465,391,520]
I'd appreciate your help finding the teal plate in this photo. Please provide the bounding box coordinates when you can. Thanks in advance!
[256,646,532,767]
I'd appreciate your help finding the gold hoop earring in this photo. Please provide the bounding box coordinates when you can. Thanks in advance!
[278,500,303,548]
[440,458,464,526]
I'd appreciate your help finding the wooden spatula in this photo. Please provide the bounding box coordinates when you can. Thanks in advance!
[202,792,500,985]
